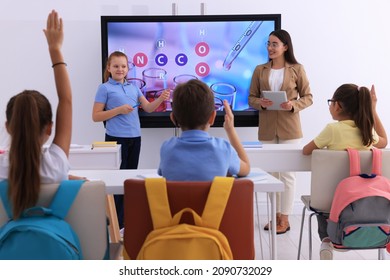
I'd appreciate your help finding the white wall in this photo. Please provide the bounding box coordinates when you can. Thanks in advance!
[1,0,390,212]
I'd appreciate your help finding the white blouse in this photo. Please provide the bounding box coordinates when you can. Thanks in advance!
[269,68,285,91]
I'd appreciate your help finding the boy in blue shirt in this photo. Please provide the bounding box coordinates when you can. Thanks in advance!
[158,79,250,180]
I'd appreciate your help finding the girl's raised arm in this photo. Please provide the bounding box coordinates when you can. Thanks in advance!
[43,10,72,157]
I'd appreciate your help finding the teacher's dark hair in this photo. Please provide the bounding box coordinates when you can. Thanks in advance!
[269,29,299,64]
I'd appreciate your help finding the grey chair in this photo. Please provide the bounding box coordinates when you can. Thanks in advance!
[0,180,121,259]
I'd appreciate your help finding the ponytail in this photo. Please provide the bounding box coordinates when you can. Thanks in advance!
[333,84,374,147]
[355,87,374,146]
[6,90,52,219]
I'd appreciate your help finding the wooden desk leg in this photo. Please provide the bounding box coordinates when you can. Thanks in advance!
[106,194,121,243]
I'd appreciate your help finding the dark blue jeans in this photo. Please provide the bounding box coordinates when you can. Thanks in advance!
[105,134,141,229]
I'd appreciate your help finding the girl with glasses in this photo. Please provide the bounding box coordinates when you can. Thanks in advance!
[302,84,387,259]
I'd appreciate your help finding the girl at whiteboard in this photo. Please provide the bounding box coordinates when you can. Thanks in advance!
[92,51,169,229]
[248,29,313,234]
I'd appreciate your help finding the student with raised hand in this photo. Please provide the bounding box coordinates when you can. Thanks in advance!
[302,84,387,259]
[158,79,250,181]
[0,10,72,219]
[248,29,313,234]
[92,51,170,230]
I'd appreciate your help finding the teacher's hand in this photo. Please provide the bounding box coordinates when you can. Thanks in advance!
[280,101,293,111]
[260,97,273,108]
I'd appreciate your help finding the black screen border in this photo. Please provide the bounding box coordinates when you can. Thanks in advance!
[101,14,282,128]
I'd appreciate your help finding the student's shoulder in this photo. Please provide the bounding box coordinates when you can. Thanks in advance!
[315,122,341,138]
[211,137,232,149]
[96,82,110,93]
[160,136,178,148]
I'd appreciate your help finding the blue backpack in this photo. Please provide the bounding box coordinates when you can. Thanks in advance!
[0,180,85,260]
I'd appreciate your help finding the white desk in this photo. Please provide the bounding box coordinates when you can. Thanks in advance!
[70,167,284,260]
[245,144,311,172]
[69,145,121,170]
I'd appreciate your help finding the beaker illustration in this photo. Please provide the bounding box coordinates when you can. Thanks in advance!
[127,78,146,90]
[214,97,224,111]
[210,82,237,109]
[142,67,168,112]
[169,74,198,111]
[173,74,198,87]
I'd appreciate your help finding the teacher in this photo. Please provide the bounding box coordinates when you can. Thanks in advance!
[248,29,313,234]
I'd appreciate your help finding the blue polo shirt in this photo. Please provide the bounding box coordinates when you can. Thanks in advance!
[95,78,143,137]
[158,130,240,181]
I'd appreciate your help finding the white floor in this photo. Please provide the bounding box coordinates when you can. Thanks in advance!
[255,212,389,260]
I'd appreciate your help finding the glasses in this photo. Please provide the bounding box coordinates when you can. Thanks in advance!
[327,99,336,106]
[265,42,284,49]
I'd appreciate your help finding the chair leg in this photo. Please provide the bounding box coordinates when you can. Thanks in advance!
[378,248,385,260]
[308,212,317,260]
[297,206,306,260]
[106,194,121,244]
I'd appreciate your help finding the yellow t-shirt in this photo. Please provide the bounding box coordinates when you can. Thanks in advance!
[314,120,379,150]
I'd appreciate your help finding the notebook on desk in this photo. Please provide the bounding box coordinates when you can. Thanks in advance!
[242,141,262,148]
[137,173,162,179]
[247,172,268,182]
[237,171,268,182]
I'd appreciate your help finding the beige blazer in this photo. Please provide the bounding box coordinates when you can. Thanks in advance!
[248,62,313,140]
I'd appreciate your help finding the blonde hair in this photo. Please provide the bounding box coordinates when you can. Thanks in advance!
[103,51,129,82]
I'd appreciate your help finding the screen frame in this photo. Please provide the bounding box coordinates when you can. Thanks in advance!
[101,14,282,128]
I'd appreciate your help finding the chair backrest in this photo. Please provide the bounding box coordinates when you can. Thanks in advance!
[310,149,390,212]
[0,181,108,260]
[123,178,254,260]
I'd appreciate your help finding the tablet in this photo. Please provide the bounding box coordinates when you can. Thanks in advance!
[262,91,288,110]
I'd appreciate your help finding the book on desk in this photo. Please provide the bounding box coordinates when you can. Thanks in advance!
[91,141,117,149]
[242,141,262,148]
[136,173,162,179]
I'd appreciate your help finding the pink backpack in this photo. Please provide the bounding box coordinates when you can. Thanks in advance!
[327,148,390,250]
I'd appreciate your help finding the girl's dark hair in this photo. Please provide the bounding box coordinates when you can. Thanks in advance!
[269,29,299,64]
[333,84,374,146]
[172,79,215,130]
[103,51,129,82]
[6,90,52,219]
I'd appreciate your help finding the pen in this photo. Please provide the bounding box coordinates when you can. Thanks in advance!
[133,102,141,108]
[223,21,263,71]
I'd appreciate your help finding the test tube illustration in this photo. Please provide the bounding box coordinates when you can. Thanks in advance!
[223,21,263,71]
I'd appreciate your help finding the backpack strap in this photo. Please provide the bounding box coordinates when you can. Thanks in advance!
[347,148,361,176]
[145,178,172,230]
[49,180,85,219]
[0,180,12,219]
[0,180,84,220]
[145,177,234,230]
[201,176,234,230]
[371,148,382,175]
